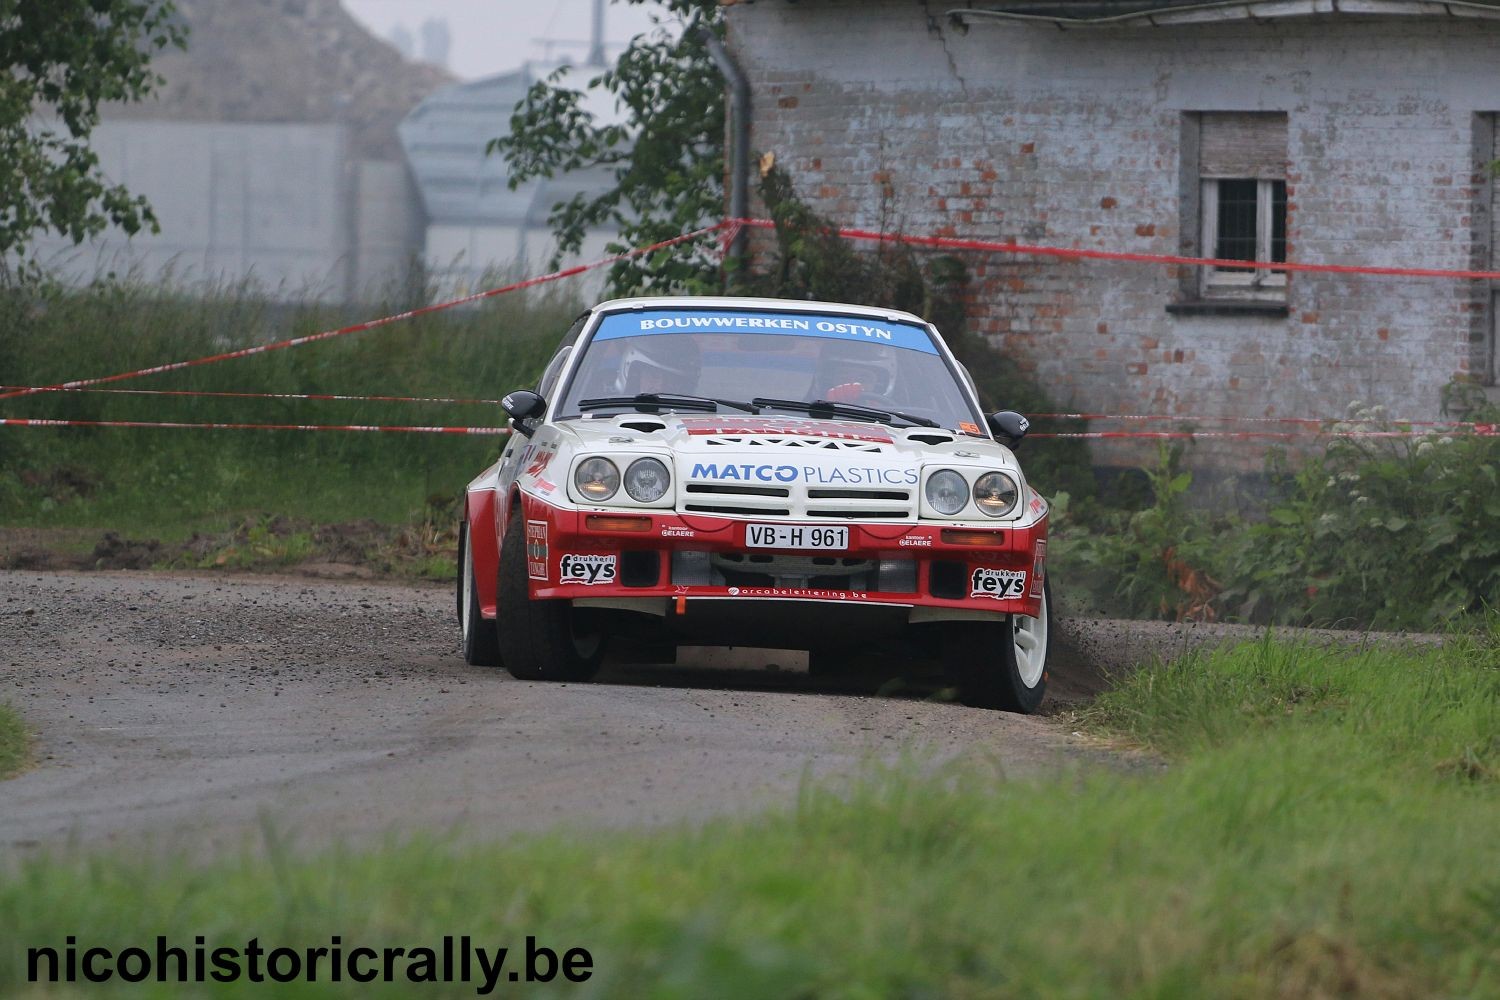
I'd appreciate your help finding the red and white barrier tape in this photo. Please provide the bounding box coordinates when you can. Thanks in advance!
[0,386,504,406]
[5,417,1491,441]
[1031,428,1498,440]
[10,216,1500,437]
[737,219,1500,281]
[0,418,509,436]
[0,223,727,404]
[1032,412,1491,430]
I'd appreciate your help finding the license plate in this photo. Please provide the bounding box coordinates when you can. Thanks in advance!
[745,524,849,551]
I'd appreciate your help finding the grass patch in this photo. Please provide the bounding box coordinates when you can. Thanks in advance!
[4,629,1499,996]
[0,280,575,544]
[0,704,26,779]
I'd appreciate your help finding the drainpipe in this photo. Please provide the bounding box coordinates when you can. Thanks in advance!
[696,26,750,266]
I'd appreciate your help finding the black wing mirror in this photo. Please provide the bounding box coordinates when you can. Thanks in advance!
[987,410,1030,448]
[501,390,546,435]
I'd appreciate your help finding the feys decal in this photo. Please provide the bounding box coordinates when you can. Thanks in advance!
[970,566,1027,600]
[559,553,617,586]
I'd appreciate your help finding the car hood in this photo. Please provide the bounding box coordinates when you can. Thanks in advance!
[558,413,1021,477]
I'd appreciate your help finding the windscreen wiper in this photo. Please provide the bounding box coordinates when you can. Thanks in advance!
[750,397,939,428]
[578,392,761,414]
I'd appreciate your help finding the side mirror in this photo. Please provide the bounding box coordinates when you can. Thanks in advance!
[501,390,546,435]
[987,410,1030,448]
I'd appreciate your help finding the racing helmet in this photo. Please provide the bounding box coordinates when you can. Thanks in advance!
[614,334,702,395]
[815,341,898,400]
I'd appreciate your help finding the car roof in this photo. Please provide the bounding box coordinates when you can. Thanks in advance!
[591,296,932,329]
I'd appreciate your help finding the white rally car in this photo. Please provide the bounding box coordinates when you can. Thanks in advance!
[457,297,1051,712]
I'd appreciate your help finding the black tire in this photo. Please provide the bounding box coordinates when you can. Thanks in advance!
[458,520,500,667]
[497,514,605,682]
[944,580,1051,713]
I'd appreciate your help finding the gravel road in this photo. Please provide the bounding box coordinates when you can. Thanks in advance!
[0,570,1235,856]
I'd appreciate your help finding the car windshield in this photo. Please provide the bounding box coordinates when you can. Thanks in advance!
[556,308,984,432]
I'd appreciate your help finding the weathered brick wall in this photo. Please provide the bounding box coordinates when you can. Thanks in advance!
[725,0,1498,469]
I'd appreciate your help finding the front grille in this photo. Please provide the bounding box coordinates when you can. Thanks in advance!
[684,503,793,517]
[807,488,909,501]
[805,508,910,519]
[686,483,790,498]
[671,550,915,594]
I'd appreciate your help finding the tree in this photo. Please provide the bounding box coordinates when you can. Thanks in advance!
[0,0,186,274]
[490,0,724,295]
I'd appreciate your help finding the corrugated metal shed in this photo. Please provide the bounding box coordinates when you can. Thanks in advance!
[398,64,620,230]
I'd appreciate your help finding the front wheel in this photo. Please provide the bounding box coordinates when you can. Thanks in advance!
[496,515,605,682]
[458,521,500,666]
[944,580,1050,713]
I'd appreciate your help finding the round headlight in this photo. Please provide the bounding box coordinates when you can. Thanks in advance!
[973,471,1019,517]
[925,469,969,516]
[624,457,671,503]
[574,457,620,502]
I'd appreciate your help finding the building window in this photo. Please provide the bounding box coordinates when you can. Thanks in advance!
[1197,113,1288,301]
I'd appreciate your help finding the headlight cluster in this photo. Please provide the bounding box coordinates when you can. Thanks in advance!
[924,469,1020,518]
[573,457,672,504]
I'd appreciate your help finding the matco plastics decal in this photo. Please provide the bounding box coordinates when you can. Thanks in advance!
[560,553,618,586]
[687,462,918,487]
[971,567,1027,600]
[526,521,549,581]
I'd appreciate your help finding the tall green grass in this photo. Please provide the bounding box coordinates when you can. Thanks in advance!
[3,630,1497,997]
[0,280,575,534]
[0,704,25,779]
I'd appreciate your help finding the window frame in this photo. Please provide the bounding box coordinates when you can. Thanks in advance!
[1199,177,1287,299]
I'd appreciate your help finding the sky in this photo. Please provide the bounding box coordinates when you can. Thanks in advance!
[341,0,672,80]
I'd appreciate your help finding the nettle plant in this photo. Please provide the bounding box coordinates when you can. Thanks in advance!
[1215,394,1500,628]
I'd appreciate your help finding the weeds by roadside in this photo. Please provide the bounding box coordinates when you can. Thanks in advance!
[0,279,576,570]
[0,705,25,780]
[1052,390,1500,630]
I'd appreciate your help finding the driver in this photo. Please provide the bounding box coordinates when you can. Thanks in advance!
[814,342,898,404]
[614,334,702,396]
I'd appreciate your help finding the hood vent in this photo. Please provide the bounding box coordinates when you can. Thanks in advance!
[619,418,667,433]
[700,435,885,453]
[906,432,956,445]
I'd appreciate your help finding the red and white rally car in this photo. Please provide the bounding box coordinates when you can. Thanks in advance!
[457,297,1051,712]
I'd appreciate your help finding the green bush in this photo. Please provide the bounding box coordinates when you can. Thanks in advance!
[1053,393,1500,629]
[1212,398,1500,628]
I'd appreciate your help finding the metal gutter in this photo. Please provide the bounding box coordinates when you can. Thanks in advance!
[698,27,751,267]
[948,0,1500,28]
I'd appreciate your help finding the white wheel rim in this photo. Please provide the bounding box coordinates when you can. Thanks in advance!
[1013,588,1048,688]
[460,530,474,642]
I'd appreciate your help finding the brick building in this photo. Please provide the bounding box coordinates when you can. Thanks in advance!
[723,0,1500,466]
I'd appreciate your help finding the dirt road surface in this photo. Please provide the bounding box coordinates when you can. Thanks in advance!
[0,570,1190,856]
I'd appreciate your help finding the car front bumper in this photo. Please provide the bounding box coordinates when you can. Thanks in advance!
[519,493,1048,621]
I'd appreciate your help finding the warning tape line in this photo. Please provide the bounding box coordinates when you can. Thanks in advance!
[0,418,510,436]
[1031,412,1492,430]
[736,218,1500,280]
[10,216,1500,433]
[0,386,505,406]
[0,224,729,404]
[1031,429,1499,440]
[4,417,1492,441]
